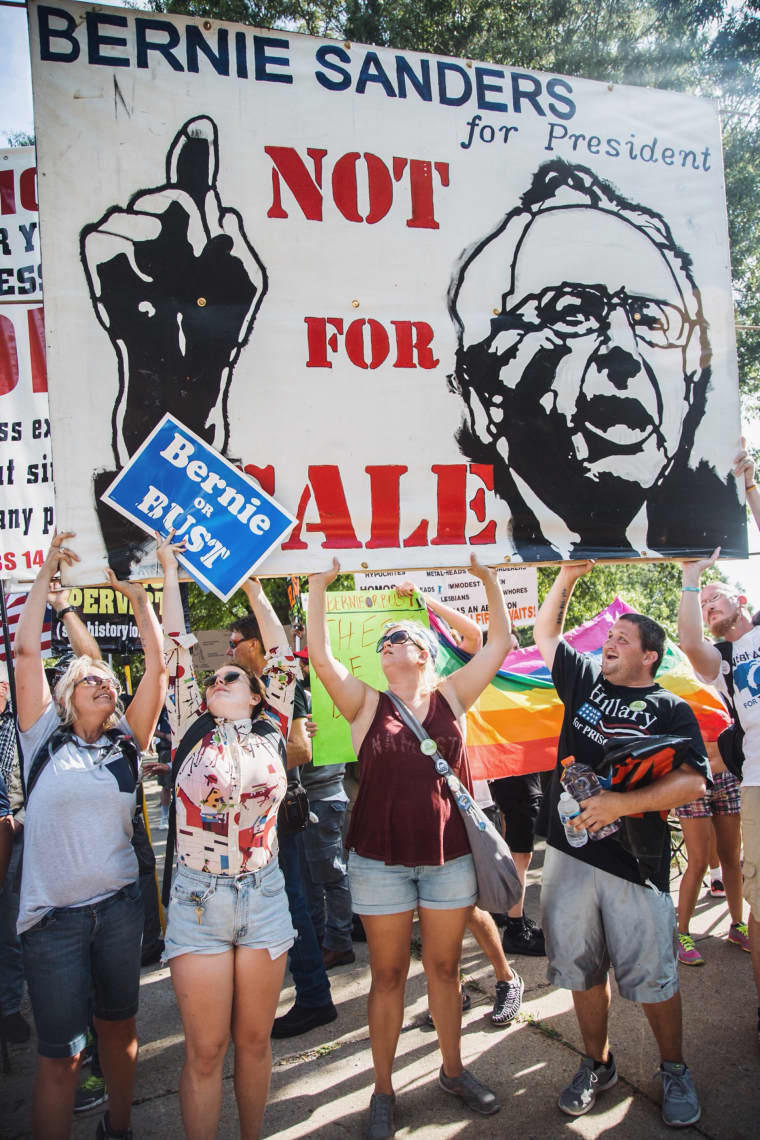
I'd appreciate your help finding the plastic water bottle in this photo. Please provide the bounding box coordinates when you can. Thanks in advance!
[558,790,588,848]
[560,756,621,840]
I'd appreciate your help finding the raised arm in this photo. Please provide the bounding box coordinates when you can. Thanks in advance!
[678,547,722,680]
[241,577,287,653]
[157,535,203,745]
[112,573,166,750]
[533,561,594,673]
[48,584,102,660]
[397,579,483,655]
[734,438,760,532]
[306,559,374,725]
[14,533,78,732]
[440,556,510,715]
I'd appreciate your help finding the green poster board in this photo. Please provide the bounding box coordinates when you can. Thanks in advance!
[311,590,430,766]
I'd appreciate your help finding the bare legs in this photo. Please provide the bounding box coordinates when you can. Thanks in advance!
[749,913,760,1005]
[30,1016,137,1140]
[573,981,683,1065]
[94,1014,139,1132]
[231,948,288,1140]
[677,818,711,935]
[642,993,683,1064]
[572,981,612,1064]
[171,950,235,1140]
[677,815,744,934]
[467,907,514,982]
[712,814,744,925]
[507,851,532,919]
[171,946,286,1140]
[361,904,472,1094]
[419,905,473,1079]
[361,911,414,1095]
[31,1055,82,1140]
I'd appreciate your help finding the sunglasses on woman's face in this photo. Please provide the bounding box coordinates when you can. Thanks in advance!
[205,670,247,691]
[376,630,423,653]
[76,674,121,695]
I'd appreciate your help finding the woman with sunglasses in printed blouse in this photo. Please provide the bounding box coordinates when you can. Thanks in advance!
[158,536,298,1140]
[307,555,511,1139]
[14,534,166,1140]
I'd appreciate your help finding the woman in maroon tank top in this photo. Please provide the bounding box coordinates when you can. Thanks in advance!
[307,556,510,1138]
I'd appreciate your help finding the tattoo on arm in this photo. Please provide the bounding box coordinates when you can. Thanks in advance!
[555,589,568,631]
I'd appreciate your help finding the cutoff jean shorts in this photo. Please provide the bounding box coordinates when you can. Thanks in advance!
[348,851,477,915]
[21,879,143,1058]
[163,857,295,961]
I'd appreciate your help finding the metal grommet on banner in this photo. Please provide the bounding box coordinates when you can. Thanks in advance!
[197,297,207,307]
[420,737,437,755]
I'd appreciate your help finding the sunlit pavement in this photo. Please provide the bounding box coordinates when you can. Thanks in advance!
[3,784,758,1138]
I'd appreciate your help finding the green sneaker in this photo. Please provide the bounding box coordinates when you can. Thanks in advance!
[677,933,704,966]
[74,1074,108,1113]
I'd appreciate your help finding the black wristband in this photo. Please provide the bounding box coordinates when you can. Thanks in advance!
[56,606,78,619]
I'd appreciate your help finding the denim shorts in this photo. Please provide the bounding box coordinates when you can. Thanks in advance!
[541,846,678,1004]
[348,851,477,915]
[163,858,295,962]
[21,880,143,1058]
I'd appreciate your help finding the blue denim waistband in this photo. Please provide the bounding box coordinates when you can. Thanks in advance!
[175,857,281,890]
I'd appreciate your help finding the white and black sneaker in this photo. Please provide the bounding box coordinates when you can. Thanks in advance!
[491,972,523,1025]
[558,1054,617,1116]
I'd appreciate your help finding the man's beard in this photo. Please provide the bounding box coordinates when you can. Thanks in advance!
[710,606,741,639]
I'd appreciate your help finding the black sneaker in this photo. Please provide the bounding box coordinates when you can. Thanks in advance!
[501,917,546,957]
[74,1075,108,1113]
[95,1111,131,1139]
[271,1001,338,1039]
[491,972,523,1025]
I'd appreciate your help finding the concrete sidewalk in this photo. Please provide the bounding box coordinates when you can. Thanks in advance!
[3,790,758,1139]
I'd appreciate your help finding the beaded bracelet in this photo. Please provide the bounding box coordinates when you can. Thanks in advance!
[681,587,700,593]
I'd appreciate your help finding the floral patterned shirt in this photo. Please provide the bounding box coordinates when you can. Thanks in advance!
[165,632,297,875]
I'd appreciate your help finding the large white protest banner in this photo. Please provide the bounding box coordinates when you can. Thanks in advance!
[29,1,746,583]
[354,565,538,627]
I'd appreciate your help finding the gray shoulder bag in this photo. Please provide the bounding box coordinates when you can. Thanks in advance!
[386,690,521,914]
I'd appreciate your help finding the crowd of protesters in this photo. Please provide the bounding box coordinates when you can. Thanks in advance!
[0,450,758,1140]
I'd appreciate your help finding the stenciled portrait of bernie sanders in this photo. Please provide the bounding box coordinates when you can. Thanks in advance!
[448,159,745,562]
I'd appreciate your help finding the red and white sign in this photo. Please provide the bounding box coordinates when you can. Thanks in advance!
[28,2,744,582]
[0,147,42,304]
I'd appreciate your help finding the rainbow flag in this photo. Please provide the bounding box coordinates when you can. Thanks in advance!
[430,597,730,780]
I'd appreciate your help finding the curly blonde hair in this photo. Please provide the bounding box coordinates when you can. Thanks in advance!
[53,655,123,730]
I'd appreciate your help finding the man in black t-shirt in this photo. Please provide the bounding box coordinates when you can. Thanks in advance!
[534,562,709,1129]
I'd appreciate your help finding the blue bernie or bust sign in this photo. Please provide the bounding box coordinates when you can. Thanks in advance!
[101,414,296,600]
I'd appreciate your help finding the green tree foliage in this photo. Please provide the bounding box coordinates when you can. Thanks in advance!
[186,572,354,629]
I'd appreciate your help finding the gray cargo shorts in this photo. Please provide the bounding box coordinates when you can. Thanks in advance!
[540,846,679,1004]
